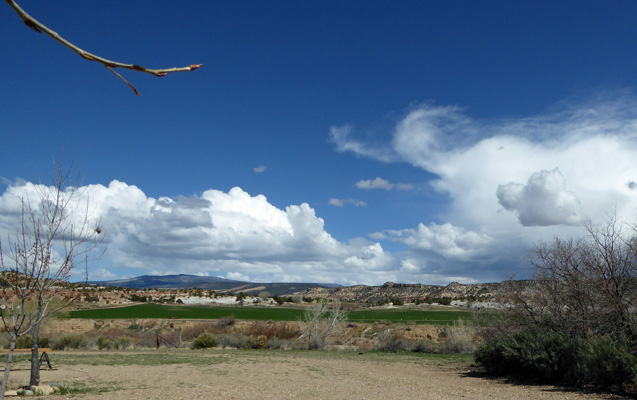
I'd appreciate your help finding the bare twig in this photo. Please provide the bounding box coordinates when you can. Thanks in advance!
[5,0,202,95]
[0,158,104,396]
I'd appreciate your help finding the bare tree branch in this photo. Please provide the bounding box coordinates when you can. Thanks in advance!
[5,0,202,95]
[0,158,103,397]
[495,212,637,348]
[301,301,348,349]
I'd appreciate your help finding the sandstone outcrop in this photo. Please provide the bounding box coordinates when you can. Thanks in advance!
[302,280,530,303]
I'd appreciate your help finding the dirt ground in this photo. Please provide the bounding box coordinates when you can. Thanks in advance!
[4,350,630,400]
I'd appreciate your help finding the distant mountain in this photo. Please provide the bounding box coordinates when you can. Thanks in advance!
[91,274,338,296]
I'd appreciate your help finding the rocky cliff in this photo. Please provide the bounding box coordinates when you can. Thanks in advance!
[302,281,522,303]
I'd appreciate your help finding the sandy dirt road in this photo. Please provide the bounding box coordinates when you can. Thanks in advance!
[4,350,629,400]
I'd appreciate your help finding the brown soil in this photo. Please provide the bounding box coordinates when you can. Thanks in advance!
[5,350,630,400]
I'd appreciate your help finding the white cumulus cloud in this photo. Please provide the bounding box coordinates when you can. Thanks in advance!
[382,222,494,261]
[0,180,394,285]
[332,92,637,280]
[497,168,584,226]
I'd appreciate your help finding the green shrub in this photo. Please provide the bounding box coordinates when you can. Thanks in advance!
[53,333,86,350]
[15,336,50,349]
[583,335,637,389]
[475,329,583,384]
[38,337,49,348]
[390,297,404,306]
[266,336,293,349]
[475,329,637,390]
[16,336,31,349]
[96,336,115,350]
[438,297,452,306]
[115,337,131,350]
[215,334,234,348]
[217,333,254,349]
[127,323,141,331]
[191,332,218,349]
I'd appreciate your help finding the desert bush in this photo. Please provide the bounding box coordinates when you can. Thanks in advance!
[302,301,348,350]
[499,216,637,345]
[182,322,217,340]
[191,332,218,349]
[127,323,141,331]
[38,336,50,348]
[390,297,404,306]
[440,320,475,353]
[95,336,130,350]
[15,336,30,349]
[265,336,297,349]
[14,335,49,349]
[476,215,637,393]
[217,333,254,349]
[115,337,131,349]
[215,316,235,329]
[475,328,637,390]
[53,333,86,350]
[247,321,300,340]
[376,329,409,352]
[96,336,115,350]
[409,339,466,354]
[410,339,439,353]
[256,335,267,349]
[476,329,585,384]
[584,335,637,389]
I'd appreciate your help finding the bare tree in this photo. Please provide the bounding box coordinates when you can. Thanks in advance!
[497,213,637,347]
[301,301,348,349]
[0,160,102,397]
[5,0,202,95]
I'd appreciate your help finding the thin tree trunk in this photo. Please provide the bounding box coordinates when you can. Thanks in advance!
[29,323,40,386]
[29,296,43,387]
[1,333,18,400]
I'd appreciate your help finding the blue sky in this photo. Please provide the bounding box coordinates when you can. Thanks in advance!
[3,1,637,285]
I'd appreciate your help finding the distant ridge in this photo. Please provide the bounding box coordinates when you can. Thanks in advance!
[91,274,338,296]
[302,280,530,303]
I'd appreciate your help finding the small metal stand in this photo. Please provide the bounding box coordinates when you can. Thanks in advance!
[38,352,53,370]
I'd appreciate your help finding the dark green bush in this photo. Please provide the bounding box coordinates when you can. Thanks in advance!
[475,329,637,390]
[16,335,51,349]
[584,335,637,389]
[38,337,49,348]
[438,297,452,306]
[191,332,218,349]
[15,336,31,349]
[127,323,141,331]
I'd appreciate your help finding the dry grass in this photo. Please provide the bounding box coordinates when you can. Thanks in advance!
[35,317,473,353]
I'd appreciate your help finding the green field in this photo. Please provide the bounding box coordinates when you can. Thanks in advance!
[67,304,473,325]
[347,309,472,324]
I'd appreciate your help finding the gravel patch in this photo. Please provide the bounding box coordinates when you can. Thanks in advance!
[3,350,630,399]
